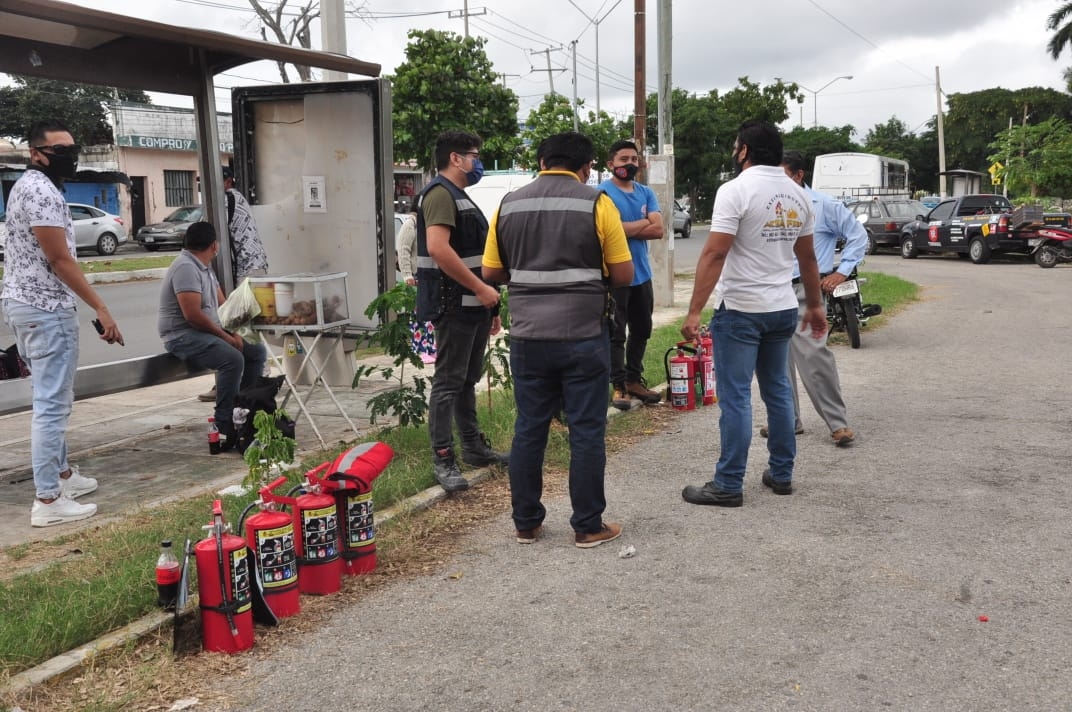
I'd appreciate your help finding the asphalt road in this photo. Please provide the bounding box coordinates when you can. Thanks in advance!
[206,254,1072,711]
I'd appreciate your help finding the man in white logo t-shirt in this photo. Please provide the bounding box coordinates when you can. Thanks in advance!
[680,120,827,507]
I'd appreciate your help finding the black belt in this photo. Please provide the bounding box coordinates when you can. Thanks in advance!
[792,272,830,285]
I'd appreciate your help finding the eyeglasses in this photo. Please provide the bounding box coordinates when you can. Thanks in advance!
[33,144,82,157]
[459,151,479,159]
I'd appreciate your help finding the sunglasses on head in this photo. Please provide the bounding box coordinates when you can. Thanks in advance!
[33,144,81,157]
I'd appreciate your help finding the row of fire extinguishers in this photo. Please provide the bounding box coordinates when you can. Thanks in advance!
[664,327,716,411]
[192,441,394,654]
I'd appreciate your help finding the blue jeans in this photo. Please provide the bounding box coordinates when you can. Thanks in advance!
[165,330,266,424]
[710,305,799,493]
[2,299,78,500]
[509,329,610,534]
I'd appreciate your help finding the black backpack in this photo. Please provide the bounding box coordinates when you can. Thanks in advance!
[232,375,295,454]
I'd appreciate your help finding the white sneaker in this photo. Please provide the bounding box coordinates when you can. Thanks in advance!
[30,495,98,527]
[60,465,98,499]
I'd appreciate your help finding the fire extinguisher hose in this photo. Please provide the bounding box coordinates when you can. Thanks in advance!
[211,502,239,638]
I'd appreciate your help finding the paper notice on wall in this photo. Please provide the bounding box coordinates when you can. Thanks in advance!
[303,176,326,213]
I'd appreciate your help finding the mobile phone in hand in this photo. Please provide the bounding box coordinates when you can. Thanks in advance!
[92,318,105,335]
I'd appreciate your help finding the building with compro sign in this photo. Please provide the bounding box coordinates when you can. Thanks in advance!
[110,101,234,232]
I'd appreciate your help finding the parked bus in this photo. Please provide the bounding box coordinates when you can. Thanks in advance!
[811,152,909,201]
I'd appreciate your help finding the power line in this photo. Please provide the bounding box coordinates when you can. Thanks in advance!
[804,0,934,84]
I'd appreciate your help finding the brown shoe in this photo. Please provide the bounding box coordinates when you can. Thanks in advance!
[625,380,662,405]
[516,525,543,544]
[759,425,804,438]
[574,522,622,549]
[831,428,855,446]
[198,386,217,402]
[611,385,632,410]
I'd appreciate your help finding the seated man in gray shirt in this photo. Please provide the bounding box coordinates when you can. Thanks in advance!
[158,221,266,449]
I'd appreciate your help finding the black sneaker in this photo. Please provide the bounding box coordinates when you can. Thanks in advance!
[461,433,509,467]
[433,448,470,492]
[681,483,742,507]
[761,468,793,495]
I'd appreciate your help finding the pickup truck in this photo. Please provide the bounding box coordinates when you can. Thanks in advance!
[899,194,1072,263]
[899,194,1021,263]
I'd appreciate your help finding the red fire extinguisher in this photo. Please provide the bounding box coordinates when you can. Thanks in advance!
[698,328,716,406]
[195,500,254,654]
[238,477,300,618]
[665,342,698,411]
[267,474,343,596]
[311,442,395,576]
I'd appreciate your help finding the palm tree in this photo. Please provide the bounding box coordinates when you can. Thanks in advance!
[1046,3,1072,59]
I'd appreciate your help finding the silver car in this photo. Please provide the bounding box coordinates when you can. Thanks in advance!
[1,203,128,258]
[69,203,129,256]
[672,200,692,238]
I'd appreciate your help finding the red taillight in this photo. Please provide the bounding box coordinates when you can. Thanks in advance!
[996,216,1008,233]
[885,222,897,231]
[114,217,124,226]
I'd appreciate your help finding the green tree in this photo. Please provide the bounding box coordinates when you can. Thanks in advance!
[0,76,150,144]
[391,29,519,173]
[518,94,619,169]
[636,78,797,217]
[943,87,1072,174]
[861,117,941,194]
[1047,2,1072,62]
[988,116,1072,198]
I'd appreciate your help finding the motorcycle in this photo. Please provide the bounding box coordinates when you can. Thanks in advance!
[1031,227,1072,268]
[825,265,882,349]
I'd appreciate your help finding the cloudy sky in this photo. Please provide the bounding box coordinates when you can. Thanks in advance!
[75,0,1071,140]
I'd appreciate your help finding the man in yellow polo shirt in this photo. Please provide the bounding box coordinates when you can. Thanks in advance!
[483,131,633,549]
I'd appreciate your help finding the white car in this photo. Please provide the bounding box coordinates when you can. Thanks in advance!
[69,203,129,256]
[1,203,128,260]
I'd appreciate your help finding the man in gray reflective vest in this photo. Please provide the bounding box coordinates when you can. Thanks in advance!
[416,129,508,493]
[483,132,634,549]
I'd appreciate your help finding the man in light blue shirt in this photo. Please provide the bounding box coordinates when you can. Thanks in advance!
[777,150,867,447]
[598,139,664,409]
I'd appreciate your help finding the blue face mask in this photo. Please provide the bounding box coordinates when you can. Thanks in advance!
[465,158,485,186]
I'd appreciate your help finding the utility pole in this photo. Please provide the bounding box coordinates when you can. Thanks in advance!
[320,0,347,81]
[633,0,646,155]
[650,0,674,308]
[567,0,623,116]
[530,47,562,97]
[935,66,947,198]
[447,4,487,38]
[571,40,579,132]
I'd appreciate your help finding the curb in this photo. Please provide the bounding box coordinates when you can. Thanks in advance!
[83,267,167,284]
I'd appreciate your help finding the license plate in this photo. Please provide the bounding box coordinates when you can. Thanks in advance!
[832,280,859,298]
[1028,238,1042,247]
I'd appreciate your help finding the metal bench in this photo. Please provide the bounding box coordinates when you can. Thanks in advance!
[0,353,207,416]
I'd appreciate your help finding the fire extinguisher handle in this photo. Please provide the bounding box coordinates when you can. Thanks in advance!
[261,475,289,496]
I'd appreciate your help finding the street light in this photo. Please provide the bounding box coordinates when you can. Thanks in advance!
[568,0,624,116]
[776,74,852,128]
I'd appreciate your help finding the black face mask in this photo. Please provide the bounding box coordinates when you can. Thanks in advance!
[730,147,745,176]
[37,147,79,182]
[613,163,639,181]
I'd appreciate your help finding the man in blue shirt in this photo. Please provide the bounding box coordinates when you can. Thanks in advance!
[598,139,664,409]
[775,150,867,447]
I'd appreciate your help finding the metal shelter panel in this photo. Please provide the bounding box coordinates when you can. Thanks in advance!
[0,0,385,410]
[232,81,395,331]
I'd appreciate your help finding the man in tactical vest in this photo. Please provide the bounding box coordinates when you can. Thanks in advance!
[416,130,508,493]
[482,132,634,549]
